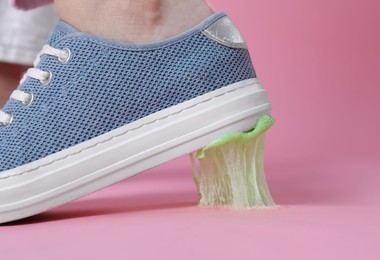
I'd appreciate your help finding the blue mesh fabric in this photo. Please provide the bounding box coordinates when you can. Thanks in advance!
[0,15,256,172]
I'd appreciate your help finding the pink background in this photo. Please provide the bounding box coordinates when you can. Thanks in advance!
[1,0,380,259]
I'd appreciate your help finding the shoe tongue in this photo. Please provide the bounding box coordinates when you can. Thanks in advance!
[47,20,79,46]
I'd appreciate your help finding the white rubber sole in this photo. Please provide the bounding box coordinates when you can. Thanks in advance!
[0,78,271,224]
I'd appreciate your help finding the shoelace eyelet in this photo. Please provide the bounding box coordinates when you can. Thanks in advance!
[0,45,71,127]
[40,70,52,86]
[21,92,34,107]
[58,48,71,64]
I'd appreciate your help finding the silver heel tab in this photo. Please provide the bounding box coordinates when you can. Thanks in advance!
[202,16,247,49]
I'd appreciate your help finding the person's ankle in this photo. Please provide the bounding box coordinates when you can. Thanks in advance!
[147,0,214,43]
[55,0,214,43]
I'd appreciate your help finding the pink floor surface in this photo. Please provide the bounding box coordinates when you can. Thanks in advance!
[1,0,379,259]
[1,155,379,259]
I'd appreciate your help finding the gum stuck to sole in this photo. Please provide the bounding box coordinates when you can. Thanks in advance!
[190,114,276,208]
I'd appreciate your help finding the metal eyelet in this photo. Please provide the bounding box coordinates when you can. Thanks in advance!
[58,48,71,64]
[21,92,34,107]
[1,113,13,127]
[40,70,52,86]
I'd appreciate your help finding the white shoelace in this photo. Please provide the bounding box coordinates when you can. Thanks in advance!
[0,45,70,127]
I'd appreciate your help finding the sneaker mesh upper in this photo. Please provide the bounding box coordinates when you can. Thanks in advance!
[0,15,256,172]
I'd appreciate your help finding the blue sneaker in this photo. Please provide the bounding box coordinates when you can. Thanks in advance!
[0,12,272,223]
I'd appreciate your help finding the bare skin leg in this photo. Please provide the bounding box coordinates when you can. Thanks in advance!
[0,63,25,107]
[54,0,214,43]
